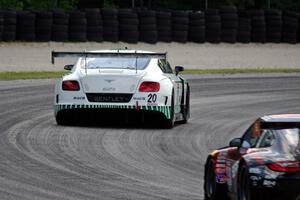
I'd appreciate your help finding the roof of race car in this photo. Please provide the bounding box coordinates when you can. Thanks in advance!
[261,114,300,122]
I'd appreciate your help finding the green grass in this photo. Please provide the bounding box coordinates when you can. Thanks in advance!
[0,68,300,80]
[183,68,300,75]
[0,71,66,80]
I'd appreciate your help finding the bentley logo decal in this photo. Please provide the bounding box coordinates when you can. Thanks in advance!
[104,79,115,83]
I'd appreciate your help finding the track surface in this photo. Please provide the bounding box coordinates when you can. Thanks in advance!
[1,76,300,200]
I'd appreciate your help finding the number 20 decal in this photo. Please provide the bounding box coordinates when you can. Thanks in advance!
[147,94,157,103]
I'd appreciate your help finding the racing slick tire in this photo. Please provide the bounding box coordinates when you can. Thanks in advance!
[178,84,190,124]
[55,112,69,126]
[238,163,260,200]
[204,158,228,200]
[163,90,175,129]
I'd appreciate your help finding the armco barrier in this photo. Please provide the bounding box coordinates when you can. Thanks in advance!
[0,8,299,44]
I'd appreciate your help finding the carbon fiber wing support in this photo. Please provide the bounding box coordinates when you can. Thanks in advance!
[51,51,167,64]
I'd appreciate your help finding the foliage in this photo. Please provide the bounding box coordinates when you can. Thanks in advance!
[0,0,24,10]
[0,0,79,11]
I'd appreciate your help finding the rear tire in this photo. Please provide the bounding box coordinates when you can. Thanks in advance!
[238,163,260,200]
[204,158,228,200]
[179,84,190,124]
[164,90,175,129]
[55,112,68,126]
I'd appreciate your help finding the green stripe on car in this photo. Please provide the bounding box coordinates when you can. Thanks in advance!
[54,104,172,119]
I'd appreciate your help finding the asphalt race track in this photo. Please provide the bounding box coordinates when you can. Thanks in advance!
[1,76,300,200]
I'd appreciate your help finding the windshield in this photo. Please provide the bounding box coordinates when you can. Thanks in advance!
[81,57,151,70]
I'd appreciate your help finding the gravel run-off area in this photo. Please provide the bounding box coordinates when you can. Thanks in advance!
[0,42,300,71]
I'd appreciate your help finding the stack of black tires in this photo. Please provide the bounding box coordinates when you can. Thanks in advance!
[52,10,69,41]
[205,9,221,43]
[69,11,87,41]
[35,11,53,41]
[0,12,3,40]
[172,10,189,43]
[237,10,251,43]
[156,11,172,42]
[83,8,103,42]
[250,10,266,43]
[1,11,17,41]
[282,11,299,44]
[118,9,139,43]
[17,11,35,41]
[220,6,238,43]
[298,18,300,42]
[265,9,282,43]
[138,10,157,43]
[102,8,119,42]
[188,11,205,43]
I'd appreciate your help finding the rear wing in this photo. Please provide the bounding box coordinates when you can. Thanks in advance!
[51,51,167,64]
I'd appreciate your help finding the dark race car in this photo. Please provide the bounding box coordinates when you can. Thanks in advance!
[204,114,300,200]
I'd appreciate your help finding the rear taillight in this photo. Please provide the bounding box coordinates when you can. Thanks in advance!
[62,81,80,91]
[267,161,300,173]
[139,82,160,92]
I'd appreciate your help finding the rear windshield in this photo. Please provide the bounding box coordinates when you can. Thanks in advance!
[81,57,151,70]
[274,128,300,157]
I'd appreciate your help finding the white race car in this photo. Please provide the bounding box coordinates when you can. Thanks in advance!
[52,49,190,128]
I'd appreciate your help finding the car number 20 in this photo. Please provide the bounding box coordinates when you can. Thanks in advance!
[147,94,157,103]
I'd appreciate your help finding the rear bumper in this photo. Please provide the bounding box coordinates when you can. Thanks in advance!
[249,173,300,199]
[54,104,172,120]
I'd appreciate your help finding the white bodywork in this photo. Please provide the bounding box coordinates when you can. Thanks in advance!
[54,50,189,124]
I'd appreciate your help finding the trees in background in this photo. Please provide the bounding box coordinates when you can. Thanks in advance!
[1,0,300,11]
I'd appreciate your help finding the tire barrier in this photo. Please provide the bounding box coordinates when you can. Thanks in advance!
[102,8,119,42]
[83,8,103,42]
[0,8,299,44]
[0,12,3,40]
[265,9,282,43]
[35,11,53,41]
[69,10,87,41]
[138,9,157,43]
[237,10,251,43]
[220,6,238,43]
[188,11,205,43]
[52,10,69,42]
[205,9,221,43]
[156,11,172,42]
[172,10,189,43]
[118,8,139,43]
[1,11,17,41]
[250,10,266,43]
[17,11,36,41]
[282,11,299,44]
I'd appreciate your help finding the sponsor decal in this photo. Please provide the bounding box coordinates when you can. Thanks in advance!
[216,173,227,184]
[133,97,146,101]
[249,167,262,174]
[102,87,116,91]
[263,180,276,187]
[73,96,85,100]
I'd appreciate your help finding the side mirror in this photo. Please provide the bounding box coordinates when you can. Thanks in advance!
[175,66,184,76]
[64,64,74,71]
[229,138,242,147]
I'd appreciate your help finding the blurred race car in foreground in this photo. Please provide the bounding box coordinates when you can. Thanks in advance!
[204,114,300,200]
[52,49,190,128]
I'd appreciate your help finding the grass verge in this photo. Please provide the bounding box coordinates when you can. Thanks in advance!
[183,68,300,75]
[0,68,300,80]
[0,71,66,80]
